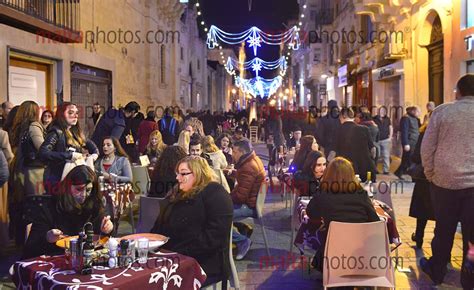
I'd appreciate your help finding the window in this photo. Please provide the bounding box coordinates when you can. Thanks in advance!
[197,59,200,70]
[180,47,184,61]
[160,45,166,84]
[468,60,474,73]
[468,0,474,28]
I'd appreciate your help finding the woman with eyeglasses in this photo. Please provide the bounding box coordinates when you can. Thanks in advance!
[23,165,113,259]
[151,156,233,286]
[39,102,99,194]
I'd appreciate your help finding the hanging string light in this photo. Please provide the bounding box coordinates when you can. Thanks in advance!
[235,76,283,98]
[207,25,301,56]
[225,56,288,78]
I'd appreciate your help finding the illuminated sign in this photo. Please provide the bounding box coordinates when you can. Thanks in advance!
[465,35,474,51]
[338,65,347,87]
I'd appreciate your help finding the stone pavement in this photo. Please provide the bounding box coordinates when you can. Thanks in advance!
[230,143,465,290]
[0,143,466,290]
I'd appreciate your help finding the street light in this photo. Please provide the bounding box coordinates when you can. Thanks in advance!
[231,88,237,94]
[285,88,290,94]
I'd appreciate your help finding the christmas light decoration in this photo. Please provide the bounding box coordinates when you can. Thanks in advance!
[225,56,288,78]
[207,25,300,56]
[235,76,283,98]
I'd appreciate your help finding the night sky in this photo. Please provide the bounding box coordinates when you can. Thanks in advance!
[199,0,299,78]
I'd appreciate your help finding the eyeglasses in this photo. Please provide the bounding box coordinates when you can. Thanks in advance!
[176,172,193,177]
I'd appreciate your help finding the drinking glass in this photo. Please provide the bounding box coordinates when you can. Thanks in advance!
[137,238,149,263]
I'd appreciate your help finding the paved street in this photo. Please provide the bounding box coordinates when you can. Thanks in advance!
[0,142,465,289]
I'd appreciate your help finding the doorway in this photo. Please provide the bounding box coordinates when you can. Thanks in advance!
[426,15,444,106]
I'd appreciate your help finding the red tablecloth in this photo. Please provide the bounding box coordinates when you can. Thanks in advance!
[293,197,401,254]
[12,251,207,289]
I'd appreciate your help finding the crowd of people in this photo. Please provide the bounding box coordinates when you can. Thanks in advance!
[0,74,472,288]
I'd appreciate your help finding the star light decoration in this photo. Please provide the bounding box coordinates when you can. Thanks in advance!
[247,30,261,56]
[207,25,300,56]
[225,56,288,78]
[235,76,283,98]
[251,59,262,77]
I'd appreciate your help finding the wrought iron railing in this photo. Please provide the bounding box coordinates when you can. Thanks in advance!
[0,0,80,31]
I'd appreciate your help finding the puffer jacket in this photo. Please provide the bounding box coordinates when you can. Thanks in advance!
[231,151,265,208]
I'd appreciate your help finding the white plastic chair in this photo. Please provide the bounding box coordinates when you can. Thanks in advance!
[249,126,258,143]
[234,181,270,257]
[131,165,150,196]
[323,221,395,289]
[136,196,165,233]
[202,225,241,290]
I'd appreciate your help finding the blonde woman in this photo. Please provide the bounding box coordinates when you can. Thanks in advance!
[145,130,167,164]
[201,135,230,192]
[151,156,233,285]
[177,130,190,154]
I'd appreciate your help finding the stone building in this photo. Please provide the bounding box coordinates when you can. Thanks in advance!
[0,0,213,125]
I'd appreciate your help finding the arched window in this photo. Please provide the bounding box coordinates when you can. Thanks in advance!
[160,45,166,84]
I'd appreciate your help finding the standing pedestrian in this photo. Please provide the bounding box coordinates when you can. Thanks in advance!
[420,74,474,289]
[374,106,393,174]
[394,106,420,179]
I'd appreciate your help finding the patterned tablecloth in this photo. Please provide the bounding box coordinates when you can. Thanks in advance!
[293,197,401,254]
[11,251,207,290]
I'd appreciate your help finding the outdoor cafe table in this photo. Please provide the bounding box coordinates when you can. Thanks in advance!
[11,251,207,289]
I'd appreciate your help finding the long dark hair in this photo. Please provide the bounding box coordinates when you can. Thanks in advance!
[302,151,324,177]
[56,165,103,215]
[10,101,40,147]
[153,145,187,179]
[51,102,85,148]
[4,105,19,133]
[292,135,316,170]
[102,136,129,159]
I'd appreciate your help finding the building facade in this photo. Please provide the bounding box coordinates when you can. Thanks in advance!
[0,0,214,120]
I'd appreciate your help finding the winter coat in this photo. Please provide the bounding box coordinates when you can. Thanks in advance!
[230,151,265,208]
[23,195,105,259]
[137,120,158,154]
[334,122,377,182]
[151,182,233,278]
[159,116,179,145]
[400,114,419,148]
[91,108,126,153]
[120,112,144,163]
[409,132,435,220]
[39,125,99,194]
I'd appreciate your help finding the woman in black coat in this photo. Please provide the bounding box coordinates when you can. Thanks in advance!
[23,166,113,259]
[306,157,380,271]
[408,125,435,249]
[151,156,233,286]
[39,102,98,194]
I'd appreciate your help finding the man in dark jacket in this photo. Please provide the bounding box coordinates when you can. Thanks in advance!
[374,106,392,174]
[331,107,377,182]
[91,107,126,154]
[159,107,179,145]
[119,102,144,163]
[394,106,420,179]
[315,100,340,157]
[229,139,265,260]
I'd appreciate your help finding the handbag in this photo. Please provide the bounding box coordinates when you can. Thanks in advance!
[61,156,95,181]
[20,130,42,167]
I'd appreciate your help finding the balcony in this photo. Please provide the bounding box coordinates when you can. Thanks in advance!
[0,0,82,43]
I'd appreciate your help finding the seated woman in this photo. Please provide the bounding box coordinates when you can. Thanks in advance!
[289,135,318,173]
[306,157,379,270]
[293,151,326,196]
[176,130,190,155]
[151,156,233,285]
[149,146,187,197]
[216,133,233,164]
[23,165,113,258]
[145,130,167,165]
[201,135,230,193]
[95,137,132,184]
